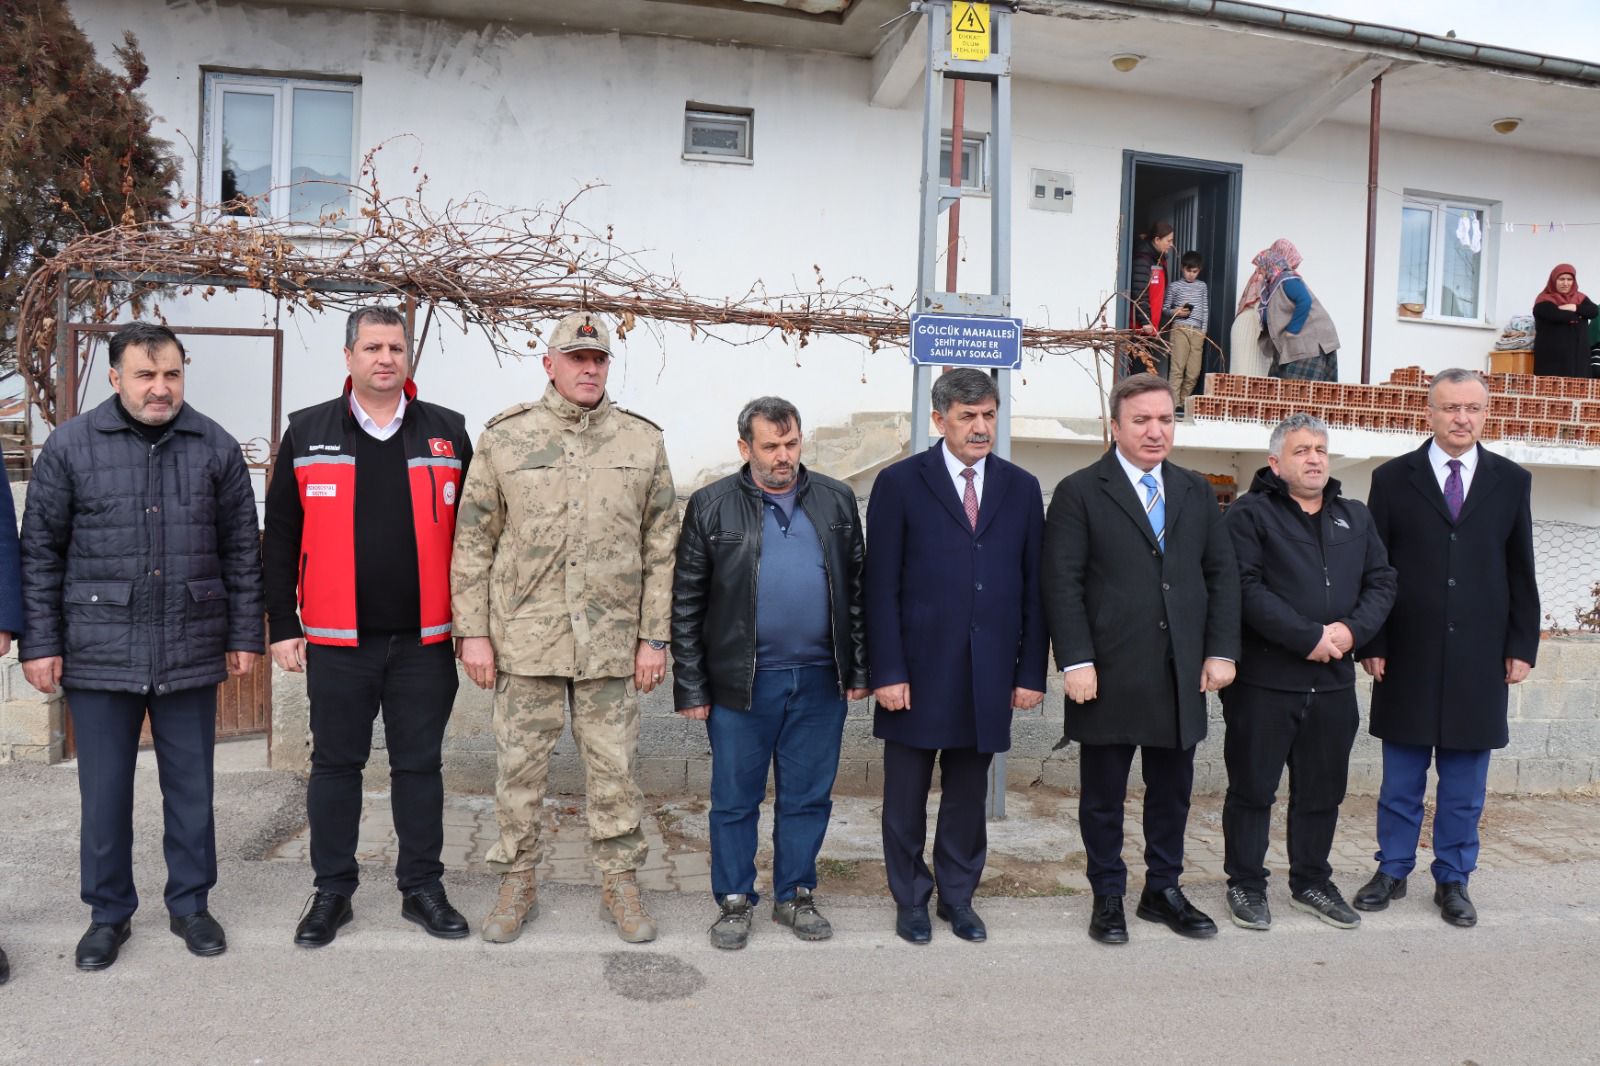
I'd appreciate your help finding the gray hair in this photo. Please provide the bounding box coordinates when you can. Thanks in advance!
[1108,372,1175,421]
[1269,412,1330,456]
[737,396,802,443]
[1427,367,1489,403]
[931,368,1000,415]
[344,305,409,350]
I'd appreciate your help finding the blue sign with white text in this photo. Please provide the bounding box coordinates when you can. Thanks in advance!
[909,313,1024,369]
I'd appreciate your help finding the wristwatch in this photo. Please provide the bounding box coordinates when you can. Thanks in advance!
[646,640,668,650]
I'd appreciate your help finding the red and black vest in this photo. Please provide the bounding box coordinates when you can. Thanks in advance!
[287,379,470,646]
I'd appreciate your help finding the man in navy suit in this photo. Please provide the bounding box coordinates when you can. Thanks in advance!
[865,368,1048,945]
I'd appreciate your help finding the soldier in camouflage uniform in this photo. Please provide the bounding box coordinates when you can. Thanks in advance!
[452,311,678,944]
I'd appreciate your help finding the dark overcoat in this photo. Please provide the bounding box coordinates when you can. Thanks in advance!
[864,443,1048,754]
[1357,441,1540,750]
[1042,448,1240,749]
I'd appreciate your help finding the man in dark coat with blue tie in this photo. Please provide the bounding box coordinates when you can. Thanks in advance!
[1042,373,1240,944]
[1354,368,1539,928]
[865,368,1048,945]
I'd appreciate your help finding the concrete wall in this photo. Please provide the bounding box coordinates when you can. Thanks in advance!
[263,635,1600,795]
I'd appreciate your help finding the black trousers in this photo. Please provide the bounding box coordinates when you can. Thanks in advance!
[1079,742,1196,896]
[881,741,992,908]
[306,633,457,897]
[1222,682,1359,893]
[68,685,218,924]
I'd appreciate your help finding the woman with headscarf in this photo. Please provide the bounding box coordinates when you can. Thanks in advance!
[1531,264,1597,378]
[1229,250,1275,377]
[1254,238,1340,382]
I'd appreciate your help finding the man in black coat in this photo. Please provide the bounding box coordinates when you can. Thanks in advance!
[1221,414,1395,932]
[20,323,263,972]
[0,471,22,986]
[1354,368,1539,927]
[1043,373,1240,944]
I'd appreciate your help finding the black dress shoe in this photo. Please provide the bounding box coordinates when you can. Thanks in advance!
[1136,886,1218,939]
[169,910,227,957]
[75,920,132,972]
[895,904,932,945]
[0,943,10,985]
[294,891,353,948]
[1088,894,1128,945]
[401,885,470,939]
[935,901,987,942]
[1353,871,1407,912]
[1434,882,1477,928]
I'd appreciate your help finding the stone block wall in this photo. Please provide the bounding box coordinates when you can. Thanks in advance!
[0,652,64,764]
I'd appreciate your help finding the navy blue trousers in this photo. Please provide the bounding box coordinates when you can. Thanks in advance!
[1375,741,1491,885]
[881,740,992,908]
[68,685,217,924]
[1079,741,1196,896]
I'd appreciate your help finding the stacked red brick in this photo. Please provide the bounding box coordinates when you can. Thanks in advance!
[1189,368,1600,444]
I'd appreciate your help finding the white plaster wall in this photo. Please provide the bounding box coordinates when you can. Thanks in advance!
[66,1,1600,485]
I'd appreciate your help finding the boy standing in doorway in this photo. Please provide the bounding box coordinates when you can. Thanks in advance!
[1165,251,1210,413]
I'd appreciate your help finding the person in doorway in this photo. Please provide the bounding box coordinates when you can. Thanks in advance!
[452,311,679,946]
[1129,221,1175,338]
[21,322,263,972]
[1353,369,1539,928]
[1254,239,1341,382]
[865,368,1047,946]
[1164,250,1210,411]
[1041,373,1239,945]
[671,397,868,950]
[264,305,475,948]
[1220,414,1395,932]
[1530,264,1597,378]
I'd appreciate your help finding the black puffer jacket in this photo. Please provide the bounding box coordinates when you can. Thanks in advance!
[1223,467,1395,692]
[671,466,867,711]
[19,398,265,694]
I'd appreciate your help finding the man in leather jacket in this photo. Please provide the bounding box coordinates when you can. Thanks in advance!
[671,397,867,949]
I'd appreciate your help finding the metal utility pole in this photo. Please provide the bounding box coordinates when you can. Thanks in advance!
[908,0,1017,817]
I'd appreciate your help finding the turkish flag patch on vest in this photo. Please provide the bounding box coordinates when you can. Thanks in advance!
[428,438,455,458]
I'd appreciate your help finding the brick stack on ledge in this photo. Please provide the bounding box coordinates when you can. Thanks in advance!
[1190,367,1600,445]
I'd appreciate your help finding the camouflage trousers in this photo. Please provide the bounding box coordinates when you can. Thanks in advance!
[485,674,647,875]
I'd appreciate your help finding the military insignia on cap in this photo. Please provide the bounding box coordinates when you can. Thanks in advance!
[577,322,598,338]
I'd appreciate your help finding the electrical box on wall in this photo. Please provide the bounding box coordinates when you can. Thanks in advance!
[1030,169,1074,213]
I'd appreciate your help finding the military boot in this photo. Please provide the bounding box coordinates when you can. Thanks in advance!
[600,871,658,943]
[481,870,539,944]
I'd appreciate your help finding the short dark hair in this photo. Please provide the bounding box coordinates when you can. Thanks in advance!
[345,305,409,350]
[1109,373,1176,421]
[108,322,185,369]
[737,396,802,443]
[931,368,1000,415]
[1180,251,1203,270]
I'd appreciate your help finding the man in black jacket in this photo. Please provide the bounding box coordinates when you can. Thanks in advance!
[672,397,867,950]
[1221,414,1396,931]
[21,322,263,972]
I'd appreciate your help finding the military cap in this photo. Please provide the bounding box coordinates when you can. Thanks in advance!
[550,311,611,355]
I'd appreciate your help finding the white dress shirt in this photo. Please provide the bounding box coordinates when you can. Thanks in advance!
[1428,440,1478,498]
[350,393,408,441]
[941,439,985,506]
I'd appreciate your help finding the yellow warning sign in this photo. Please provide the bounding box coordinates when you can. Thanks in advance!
[950,2,991,61]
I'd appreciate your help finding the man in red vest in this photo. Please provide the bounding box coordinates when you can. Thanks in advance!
[264,305,474,947]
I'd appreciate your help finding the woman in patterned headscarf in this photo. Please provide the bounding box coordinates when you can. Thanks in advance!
[1251,238,1340,382]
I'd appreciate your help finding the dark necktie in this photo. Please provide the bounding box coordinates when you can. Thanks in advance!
[961,467,978,531]
[1444,459,1464,521]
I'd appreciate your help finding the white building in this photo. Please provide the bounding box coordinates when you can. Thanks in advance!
[61,0,1600,619]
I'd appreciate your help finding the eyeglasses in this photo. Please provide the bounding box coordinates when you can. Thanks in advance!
[1429,404,1485,416]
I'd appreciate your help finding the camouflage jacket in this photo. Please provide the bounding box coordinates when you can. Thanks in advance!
[451,383,679,679]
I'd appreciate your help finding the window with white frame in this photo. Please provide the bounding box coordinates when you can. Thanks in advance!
[203,73,360,224]
[1397,192,1496,323]
[683,106,753,163]
[939,132,988,193]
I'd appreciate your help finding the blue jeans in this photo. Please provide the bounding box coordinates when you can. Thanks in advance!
[1374,741,1491,885]
[707,666,847,903]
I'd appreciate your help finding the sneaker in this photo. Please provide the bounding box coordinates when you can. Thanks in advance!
[481,870,539,944]
[709,895,752,950]
[600,871,658,944]
[1226,885,1271,930]
[1290,882,1361,929]
[772,888,833,941]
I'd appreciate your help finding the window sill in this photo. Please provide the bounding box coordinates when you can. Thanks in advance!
[1395,314,1497,331]
[681,153,754,166]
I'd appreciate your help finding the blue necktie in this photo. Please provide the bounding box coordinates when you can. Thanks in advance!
[1141,473,1166,552]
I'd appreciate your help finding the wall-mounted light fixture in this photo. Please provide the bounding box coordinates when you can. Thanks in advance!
[1491,117,1522,135]
[1110,53,1144,73]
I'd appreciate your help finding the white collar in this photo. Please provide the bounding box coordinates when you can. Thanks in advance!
[1114,446,1163,491]
[1428,439,1477,473]
[350,392,407,437]
[940,440,985,483]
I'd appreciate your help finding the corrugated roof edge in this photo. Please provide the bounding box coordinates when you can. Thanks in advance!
[1020,0,1600,86]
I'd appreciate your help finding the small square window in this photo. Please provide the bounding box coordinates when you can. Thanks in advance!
[940,132,988,192]
[684,107,753,162]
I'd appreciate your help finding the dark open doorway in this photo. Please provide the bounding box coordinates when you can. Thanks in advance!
[1119,151,1243,388]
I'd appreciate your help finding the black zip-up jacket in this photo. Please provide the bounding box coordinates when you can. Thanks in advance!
[1223,467,1396,692]
[671,465,867,711]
